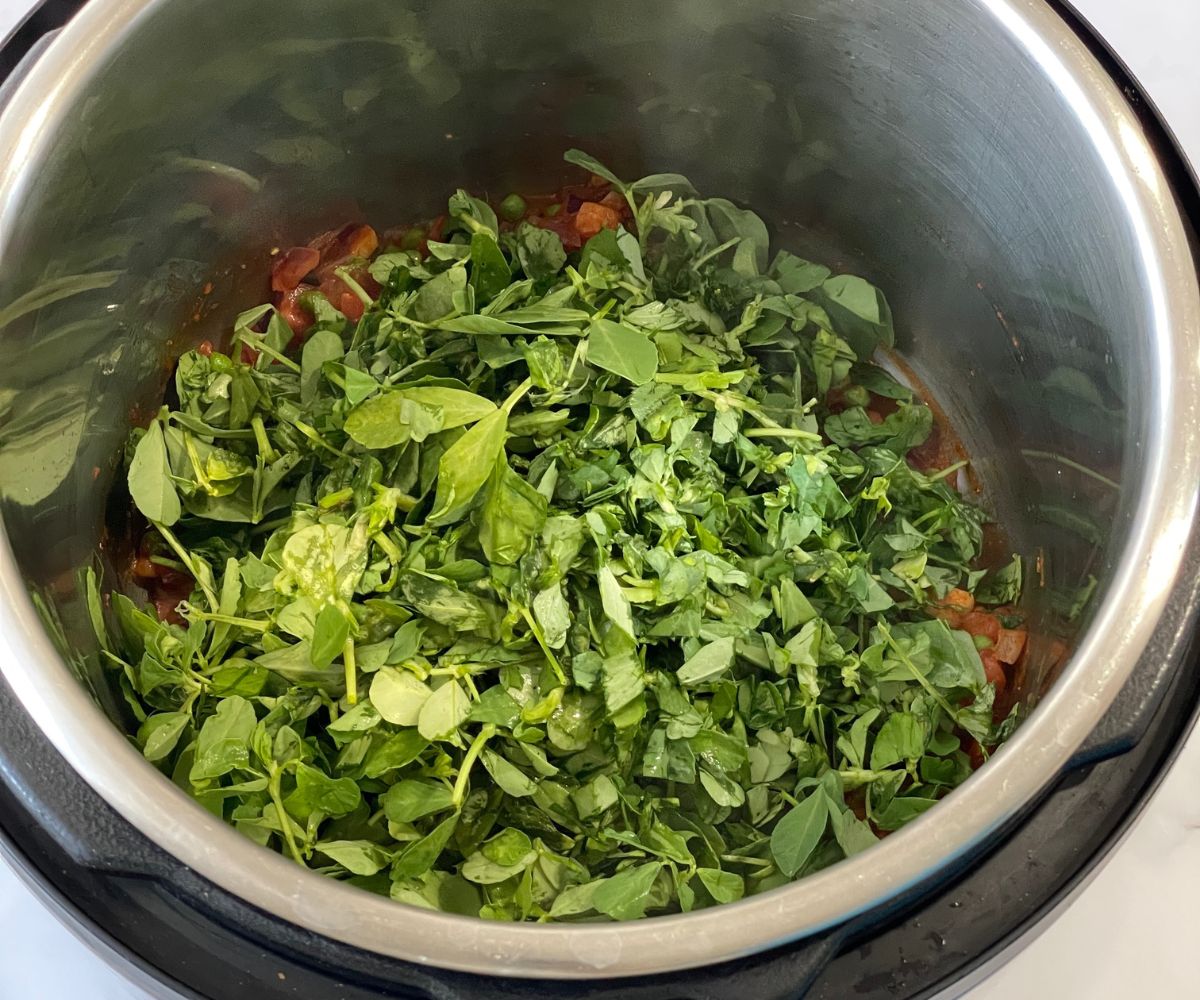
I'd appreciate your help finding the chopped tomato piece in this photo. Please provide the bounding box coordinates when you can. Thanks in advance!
[317,262,376,322]
[980,647,1006,696]
[240,343,260,365]
[337,290,365,321]
[308,223,378,267]
[599,190,627,213]
[994,627,1028,664]
[271,246,321,293]
[197,339,214,357]
[931,608,964,629]
[865,409,884,425]
[575,201,621,239]
[277,284,316,336]
[530,212,582,252]
[937,588,975,614]
[960,611,1001,644]
[965,738,986,770]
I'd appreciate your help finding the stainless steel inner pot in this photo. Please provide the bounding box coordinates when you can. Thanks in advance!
[0,0,1198,980]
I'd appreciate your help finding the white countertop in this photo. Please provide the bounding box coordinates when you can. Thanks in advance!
[1,1,1198,997]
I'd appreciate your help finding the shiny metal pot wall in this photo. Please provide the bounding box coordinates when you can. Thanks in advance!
[0,0,1197,980]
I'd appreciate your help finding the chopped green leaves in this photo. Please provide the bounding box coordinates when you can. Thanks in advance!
[128,418,181,525]
[105,149,1015,925]
[586,318,658,385]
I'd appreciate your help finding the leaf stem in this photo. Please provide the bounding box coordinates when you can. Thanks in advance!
[334,266,375,308]
[451,724,496,808]
[501,378,534,414]
[251,415,278,463]
[268,764,305,866]
[520,608,567,685]
[743,427,822,441]
[153,522,219,609]
[343,637,358,705]
[239,333,302,373]
[925,459,968,483]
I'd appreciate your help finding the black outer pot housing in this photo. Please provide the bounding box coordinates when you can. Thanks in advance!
[1,1,1200,998]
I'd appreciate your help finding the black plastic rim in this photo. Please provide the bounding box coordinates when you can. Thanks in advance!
[0,1,1198,998]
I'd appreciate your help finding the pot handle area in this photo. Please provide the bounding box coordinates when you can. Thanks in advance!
[406,932,849,1000]
[1065,640,1198,770]
[0,0,81,79]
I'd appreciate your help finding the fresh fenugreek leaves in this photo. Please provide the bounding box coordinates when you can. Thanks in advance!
[96,150,1019,922]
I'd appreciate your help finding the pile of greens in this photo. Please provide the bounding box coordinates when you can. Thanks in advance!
[94,150,1019,922]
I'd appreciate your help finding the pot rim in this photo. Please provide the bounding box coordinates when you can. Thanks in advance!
[1,0,1199,980]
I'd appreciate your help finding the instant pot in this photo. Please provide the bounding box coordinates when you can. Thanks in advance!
[1,0,1199,997]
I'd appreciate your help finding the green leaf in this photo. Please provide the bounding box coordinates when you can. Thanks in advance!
[364,730,429,778]
[190,697,257,782]
[704,198,769,274]
[479,454,547,566]
[287,762,361,818]
[976,554,1023,605]
[481,749,537,797]
[515,223,567,280]
[598,565,635,639]
[563,149,628,191]
[824,404,932,454]
[592,863,662,921]
[318,840,393,876]
[770,790,829,877]
[873,795,938,831]
[813,274,895,359]
[587,318,658,385]
[138,712,190,762]
[310,603,351,671]
[448,189,499,237]
[697,867,744,904]
[300,329,344,405]
[417,679,471,740]
[369,667,432,726]
[399,387,498,427]
[275,522,368,605]
[771,251,831,294]
[392,813,458,877]
[128,419,181,525]
[676,636,735,687]
[344,393,442,449]
[532,584,571,649]
[870,712,925,770]
[428,407,508,525]
[412,266,467,323]
[381,779,454,823]
[469,232,511,303]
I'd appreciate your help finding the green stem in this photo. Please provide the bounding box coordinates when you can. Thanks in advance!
[185,610,269,632]
[251,415,278,463]
[501,378,534,414]
[452,724,496,808]
[334,266,374,307]
[925,459,968,483]
[743,427,822,441]
[183,434,215,495]
[268,764,305,866]
[153,523,219,609]
[1019,449,1119,490]
[719,853,774,868]
[520,608,566,684]
[344,637,358,705]
[240,334,302,373]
